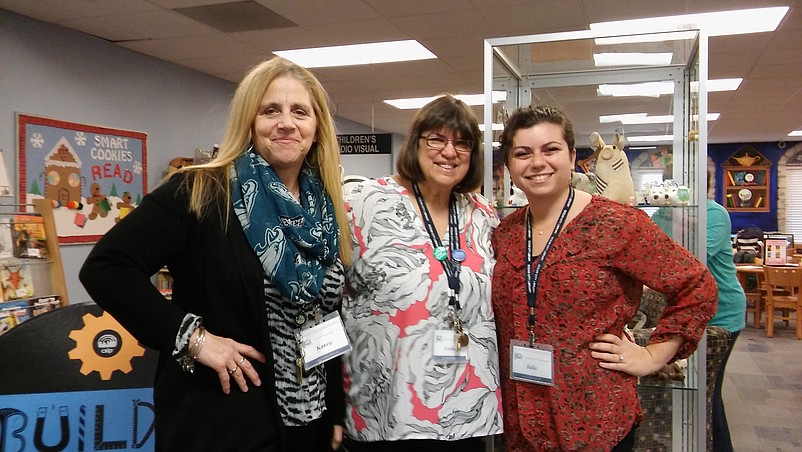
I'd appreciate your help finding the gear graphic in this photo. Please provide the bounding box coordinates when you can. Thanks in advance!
[68,311,146,380]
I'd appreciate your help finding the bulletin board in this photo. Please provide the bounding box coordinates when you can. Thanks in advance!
[17,114,148,244]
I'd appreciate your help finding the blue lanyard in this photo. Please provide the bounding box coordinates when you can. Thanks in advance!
[525,188,575,342]
[411,182,462,309]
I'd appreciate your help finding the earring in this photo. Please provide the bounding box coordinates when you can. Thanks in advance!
[304,153,316,168]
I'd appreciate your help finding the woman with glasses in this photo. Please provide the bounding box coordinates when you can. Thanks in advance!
[341,95,502,451]
[491,105,717,451]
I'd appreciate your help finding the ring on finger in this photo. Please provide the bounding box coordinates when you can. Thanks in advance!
[228,366,239,374]
[237,356,245,366]
[618,354,624,363]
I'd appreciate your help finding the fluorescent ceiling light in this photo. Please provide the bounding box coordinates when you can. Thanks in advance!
[628,135,674,143]
[593,52,673,67]
[595,31,698,46]
[479,123,505,132]
[589,7,788,37]
[274,40,436,68]
[629,146,658,150]
[597,81,671,97]
[789,130,802,137]
[600,113,719,124]
[385,91,507,110]
[597,78,741,97]
[702,79,742,92]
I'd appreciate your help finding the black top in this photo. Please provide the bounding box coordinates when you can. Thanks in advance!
[80,172,344,451]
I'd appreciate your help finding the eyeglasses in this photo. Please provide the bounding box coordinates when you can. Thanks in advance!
[421,135,474,154]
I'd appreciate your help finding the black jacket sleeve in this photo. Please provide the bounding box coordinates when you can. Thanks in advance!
[79,174,195,351]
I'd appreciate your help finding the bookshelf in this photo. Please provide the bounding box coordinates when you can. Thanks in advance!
[0,198,69,335]
[722,146,770,213]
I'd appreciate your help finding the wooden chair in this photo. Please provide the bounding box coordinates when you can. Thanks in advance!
[737,268,764,327]
[761,265,802,339]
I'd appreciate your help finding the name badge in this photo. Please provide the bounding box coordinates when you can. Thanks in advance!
[433,329,469,363]
[510,340,554,386]
[300,312,352,370]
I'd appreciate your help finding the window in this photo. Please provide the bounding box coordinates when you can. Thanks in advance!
[632,168,664,216]
[785,167,802,244]
[632,168,665,193]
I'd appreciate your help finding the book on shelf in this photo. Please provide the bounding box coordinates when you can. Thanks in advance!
[11,213,48,259]
[0,295,61,336]
[0,221,14,259]
[1,262,35,301]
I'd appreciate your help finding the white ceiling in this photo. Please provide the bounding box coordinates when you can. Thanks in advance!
[1,0,801,144]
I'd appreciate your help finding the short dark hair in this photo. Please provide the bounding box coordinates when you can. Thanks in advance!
[499,105,576,165]
[396,95,484,193]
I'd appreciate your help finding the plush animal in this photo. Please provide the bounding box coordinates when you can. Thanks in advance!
[588,132,635,205]
[643,180,671,206]
[643,179,691,206]
[570,171,597,194]
[506,185,528,207]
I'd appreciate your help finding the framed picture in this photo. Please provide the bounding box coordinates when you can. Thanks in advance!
[17,114,147,244]
[578,153,597,174]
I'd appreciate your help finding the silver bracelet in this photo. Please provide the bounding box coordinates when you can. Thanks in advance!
[180,326,206,373]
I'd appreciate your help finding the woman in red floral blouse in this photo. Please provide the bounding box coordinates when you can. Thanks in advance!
[491,105,717,451]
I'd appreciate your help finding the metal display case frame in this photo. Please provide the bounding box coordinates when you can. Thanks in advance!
[483,27,709,451]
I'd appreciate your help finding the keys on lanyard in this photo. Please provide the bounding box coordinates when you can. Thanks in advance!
[446,304,469,352]
[293,305,322,383]
[412,182,468,351]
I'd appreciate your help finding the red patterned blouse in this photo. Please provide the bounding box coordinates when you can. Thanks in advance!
[491,196,717,451]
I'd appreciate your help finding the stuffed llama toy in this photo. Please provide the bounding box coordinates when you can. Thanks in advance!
[588,132,635,205]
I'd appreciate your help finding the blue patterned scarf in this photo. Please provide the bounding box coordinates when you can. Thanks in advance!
[230,148,339,305]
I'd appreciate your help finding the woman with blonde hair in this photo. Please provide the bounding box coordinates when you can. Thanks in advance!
[81,57,351,451]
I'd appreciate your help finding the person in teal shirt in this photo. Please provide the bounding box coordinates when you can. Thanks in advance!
[706,184,746,452]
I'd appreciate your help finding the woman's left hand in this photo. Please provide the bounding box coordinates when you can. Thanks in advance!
[589,331,675,377]
[331,425,343,450]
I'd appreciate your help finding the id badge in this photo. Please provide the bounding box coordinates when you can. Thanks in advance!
[433,329,469,363]
[300,311,352,370]
[510,340,554,386]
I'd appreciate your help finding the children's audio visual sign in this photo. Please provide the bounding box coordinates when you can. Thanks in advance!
[17,114,147,244]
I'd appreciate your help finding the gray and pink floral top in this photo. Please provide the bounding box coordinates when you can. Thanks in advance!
[342,177,503,441]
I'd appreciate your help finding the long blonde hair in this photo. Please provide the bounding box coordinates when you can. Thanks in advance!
[177,57,351,264]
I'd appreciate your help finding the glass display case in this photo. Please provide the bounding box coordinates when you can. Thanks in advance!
[484,27,709,451]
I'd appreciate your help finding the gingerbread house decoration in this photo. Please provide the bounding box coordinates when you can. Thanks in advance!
[44,137,82,205]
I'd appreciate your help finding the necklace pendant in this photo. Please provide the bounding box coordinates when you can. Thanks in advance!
[538,230,544,235]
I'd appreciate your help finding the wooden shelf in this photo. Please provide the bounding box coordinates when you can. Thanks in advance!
[723,166,769,212]
[0,199,69,334]
[722,146,771,213]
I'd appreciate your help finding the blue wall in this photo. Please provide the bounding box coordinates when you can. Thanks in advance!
[709,142,790,234]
